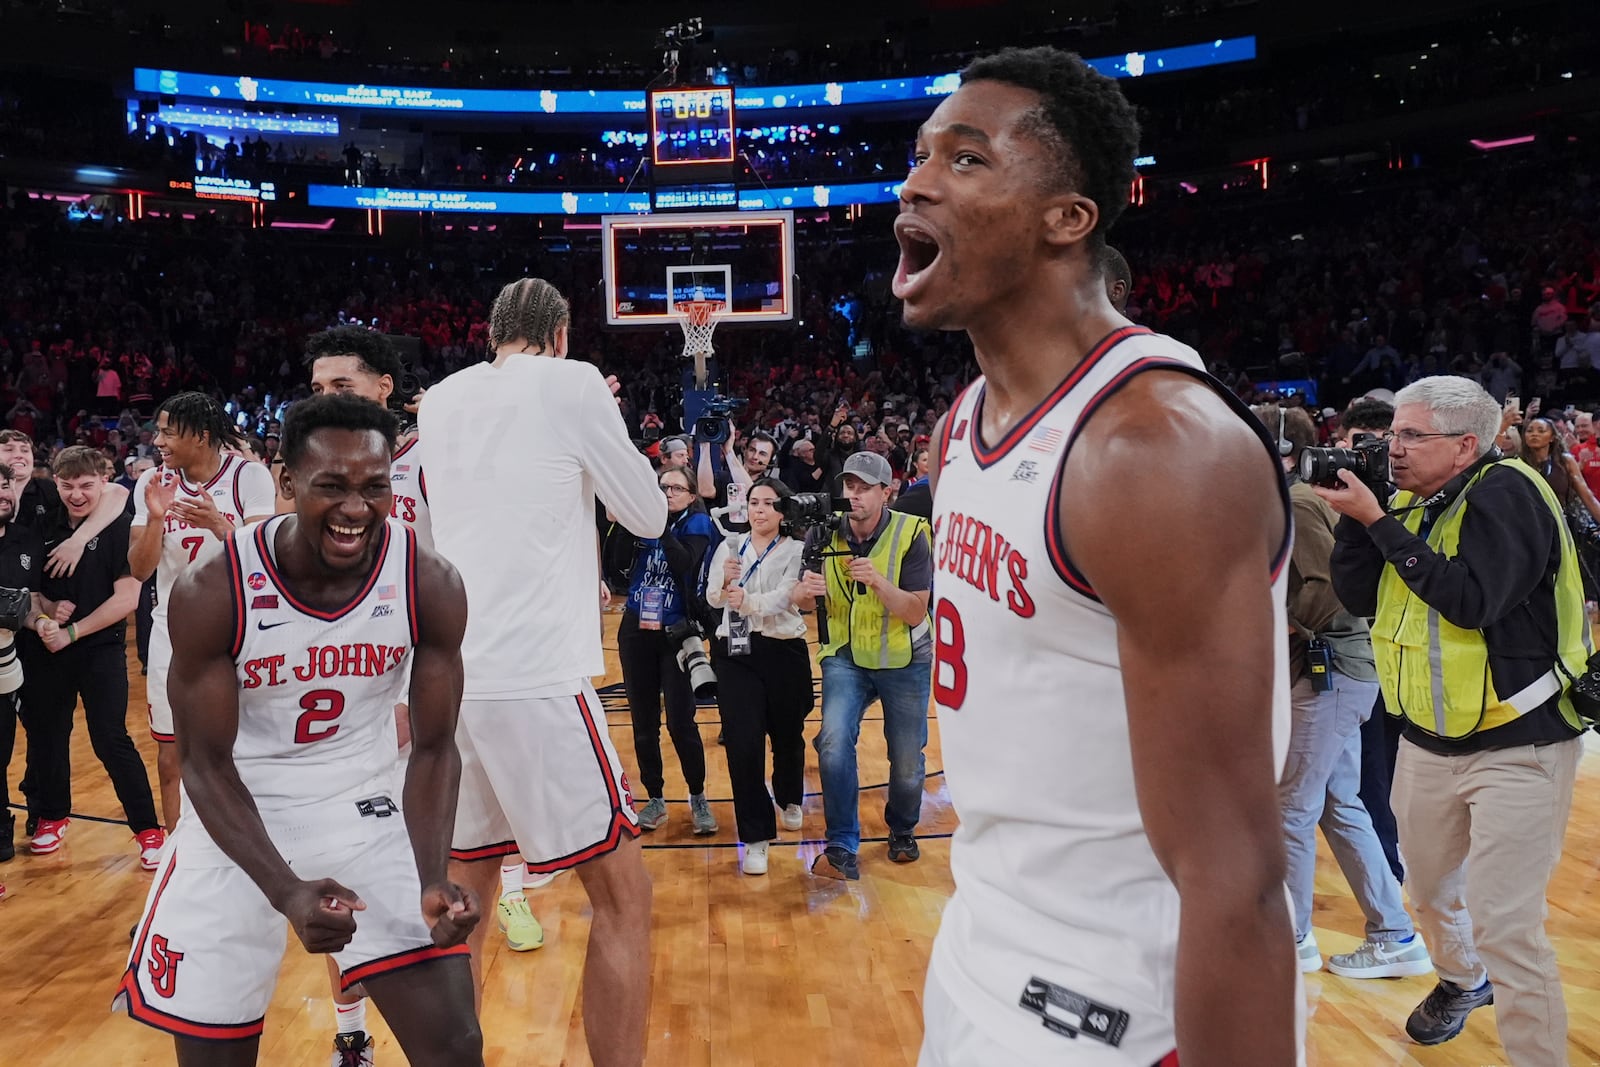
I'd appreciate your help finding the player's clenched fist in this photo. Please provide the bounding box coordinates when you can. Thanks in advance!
[421,882,482,948]
[280,878,366,953]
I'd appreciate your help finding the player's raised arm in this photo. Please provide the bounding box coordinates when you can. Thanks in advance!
[1064,372,1297,1067]
[580,367,667,538]
[402,537,479,947]
[169,551,365,954]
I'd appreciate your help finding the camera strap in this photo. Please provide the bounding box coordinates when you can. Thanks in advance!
[737,536,779,588]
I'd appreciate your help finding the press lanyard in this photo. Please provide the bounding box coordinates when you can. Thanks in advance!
[738,536,779,588]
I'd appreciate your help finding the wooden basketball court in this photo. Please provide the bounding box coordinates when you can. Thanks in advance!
[3,618,1597,1065]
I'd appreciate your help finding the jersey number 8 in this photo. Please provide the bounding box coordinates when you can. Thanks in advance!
[933,599,967,711]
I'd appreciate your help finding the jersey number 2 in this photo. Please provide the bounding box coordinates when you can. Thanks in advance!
[293,689,345,744]
[933,599,968,710]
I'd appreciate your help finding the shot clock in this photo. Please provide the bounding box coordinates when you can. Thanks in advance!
[649,86,735,166]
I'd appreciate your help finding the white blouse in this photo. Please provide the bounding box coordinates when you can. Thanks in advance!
[703,534,809,641]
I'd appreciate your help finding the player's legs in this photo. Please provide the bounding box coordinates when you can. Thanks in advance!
[573,836,653,1067]
[147,621,181,826]
[448,856,503,1005]
[155,742,180,829]
[363,955,483,1066]
[175,1036,259,1066]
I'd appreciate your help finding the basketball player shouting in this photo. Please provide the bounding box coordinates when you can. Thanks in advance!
[129,392,276,830]
[901,50,1301,1066]
[114,395,483,1066]
[421,277,666,1067]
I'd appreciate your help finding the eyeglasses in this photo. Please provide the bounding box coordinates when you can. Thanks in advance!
[660,484,692,496]
[1381,429,1466,445]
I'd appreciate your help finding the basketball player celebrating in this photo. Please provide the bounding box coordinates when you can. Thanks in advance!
[420,277,666,1067]
[114,395,483,1066]
[129,392,277,830]
[901,50,1300,1066]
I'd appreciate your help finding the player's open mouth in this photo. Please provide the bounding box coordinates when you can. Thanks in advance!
[325,522,367,550]
[892,217,943,301]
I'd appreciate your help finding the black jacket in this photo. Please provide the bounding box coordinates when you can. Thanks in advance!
[1330,456,1583,754]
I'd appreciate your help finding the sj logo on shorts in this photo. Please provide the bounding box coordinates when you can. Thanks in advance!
[147,934,185,999]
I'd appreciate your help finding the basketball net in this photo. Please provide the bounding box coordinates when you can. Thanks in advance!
[674,297,724,389]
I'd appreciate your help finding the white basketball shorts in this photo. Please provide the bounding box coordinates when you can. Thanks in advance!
[113,811,467,1040]
[449,681,639,873]
[145,618,174,742]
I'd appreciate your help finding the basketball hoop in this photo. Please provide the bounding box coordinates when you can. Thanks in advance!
[673,298,725,360]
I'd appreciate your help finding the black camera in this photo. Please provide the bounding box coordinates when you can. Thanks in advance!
[0,587,30,633]
[1297,432,1390,493]
[776,493,849,569]
[694,395,747,445]
[664,618,717,698]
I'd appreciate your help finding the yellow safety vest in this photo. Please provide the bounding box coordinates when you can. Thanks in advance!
[818,510,929,669]
[1374,459,1588,739]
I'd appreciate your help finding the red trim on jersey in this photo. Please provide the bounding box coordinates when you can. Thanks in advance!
[338,943,471,993]
[392,436,420,462]
[148,706,175,743]
[449,839,521,862]
[230,456,247,519]
[404,527,421,646]
[969,326,1151,470]
[1043,359,1294,600]
[936,382,974,473]
[418,467,427,504]
[525,810,639,875]
[177,453,235,495]
[116,851,267,1041]
[254,518,393,622]
[1155,1052,1180,1067]
[224,535,246,659]
[577,692,624,812]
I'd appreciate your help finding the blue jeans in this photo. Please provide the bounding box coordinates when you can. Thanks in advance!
[814,655,931,853]
[1280,675,1414,943]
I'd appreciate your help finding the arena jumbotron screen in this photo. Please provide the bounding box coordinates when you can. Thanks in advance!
[649,86,735,166]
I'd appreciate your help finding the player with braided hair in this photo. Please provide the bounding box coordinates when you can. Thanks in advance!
[422,277,664,1067]
[129,391,277,831]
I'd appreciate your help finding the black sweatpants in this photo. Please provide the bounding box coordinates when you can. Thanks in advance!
[712,634,814,844]
[135,576,155,671]
[1356,691,1405,884]
[20,640,159,831]
[617,615,707,799]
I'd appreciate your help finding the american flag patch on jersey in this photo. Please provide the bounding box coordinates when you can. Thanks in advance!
[1027,426,1064,453]
[378,584,397,600]
[394,465,410,474]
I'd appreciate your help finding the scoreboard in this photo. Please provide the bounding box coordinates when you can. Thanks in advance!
[648,86,735,166]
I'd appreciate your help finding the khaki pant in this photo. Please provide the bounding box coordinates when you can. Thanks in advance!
[1392,736,1582,1066]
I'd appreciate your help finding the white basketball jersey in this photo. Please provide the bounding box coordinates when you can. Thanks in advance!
[133,454,277,618]
[389,435,433,549]
[927,326,1294,1065]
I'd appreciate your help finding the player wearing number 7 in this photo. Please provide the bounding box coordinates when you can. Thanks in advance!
[129,393,277,833]
[115,395,483,1065]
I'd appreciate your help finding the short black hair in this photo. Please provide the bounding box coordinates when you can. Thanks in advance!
[745,431,777,453]
[281,394,398,469]
[1101,246,1133,292]
[157,392,231,450]
[1342,398,1396,434]
[960,46,1141,251]
[304,326,404,384]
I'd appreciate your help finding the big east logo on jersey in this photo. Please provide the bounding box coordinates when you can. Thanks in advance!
[242,643,408,688]
[933,512,1036,618]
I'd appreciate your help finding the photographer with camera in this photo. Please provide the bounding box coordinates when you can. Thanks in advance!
[704,477,812,876]
[1318,376,1586,1060]
[618,464,719,836]
[1257,405,1427,980]
[793,452,932,881]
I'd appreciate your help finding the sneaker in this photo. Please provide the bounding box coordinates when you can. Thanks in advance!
[29,817,68,855]
[636,797,668,832]
[331,1030,376,1066]
[496,893,545,952]
[810,845,859,881]
[523,870,556,891]
[1328,936,1433,979]
[689,793,718,835]
[888,832,920,863]
[135,828,167,872]
[741,840,769,876]
[1405,979,1494,1046]
[1297,933,1322,973]
[779,804,803,832]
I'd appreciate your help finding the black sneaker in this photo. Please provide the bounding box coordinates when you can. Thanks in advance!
[887,833,920,863]
[810,845,860,881]
[1405,979,1493,1045]
[333,1030,376,1066]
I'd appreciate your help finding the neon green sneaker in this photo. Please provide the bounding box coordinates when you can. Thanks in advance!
[497,892,545,952]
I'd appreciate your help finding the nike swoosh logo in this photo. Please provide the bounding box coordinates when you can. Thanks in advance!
[256,620,294,631]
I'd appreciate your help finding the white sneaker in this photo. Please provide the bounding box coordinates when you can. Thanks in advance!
[523,870,557,891]
[1297,933,1323,973]
[741,840,769,876]
[779,804,803,831]
[1328,936,1433,979]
